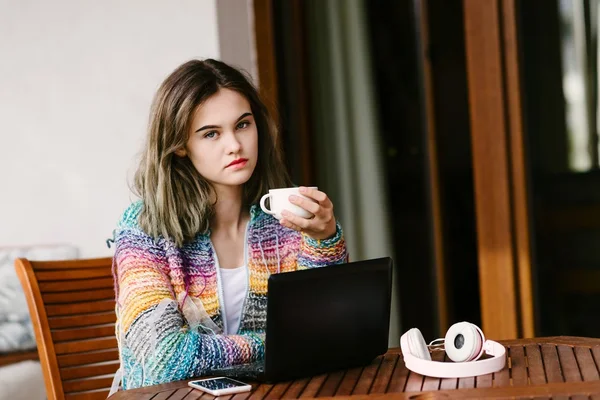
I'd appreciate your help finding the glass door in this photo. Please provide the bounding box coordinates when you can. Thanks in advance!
[519,0,600,337]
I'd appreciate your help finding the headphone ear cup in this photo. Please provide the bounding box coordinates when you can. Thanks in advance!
[406,328,432,361]
[444,322,484,362]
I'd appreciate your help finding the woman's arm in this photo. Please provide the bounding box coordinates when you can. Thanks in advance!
[114,218,263,388]
[296,221,348,269]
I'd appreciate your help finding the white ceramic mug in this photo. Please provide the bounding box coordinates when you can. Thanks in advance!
[259,187,317,220]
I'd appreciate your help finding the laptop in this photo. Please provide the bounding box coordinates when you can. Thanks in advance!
[217,257,393,382]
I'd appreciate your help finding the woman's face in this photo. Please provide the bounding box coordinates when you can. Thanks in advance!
[178,88,259,190]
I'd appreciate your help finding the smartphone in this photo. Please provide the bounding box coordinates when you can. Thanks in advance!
[188,377,252,396]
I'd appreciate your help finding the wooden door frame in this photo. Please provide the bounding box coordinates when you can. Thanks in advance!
[463,0,534,339]
[253,0,280,122]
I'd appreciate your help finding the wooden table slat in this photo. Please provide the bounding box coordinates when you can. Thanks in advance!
[180,392,199,400]
[404,371,425,392]
[369,353,399,394]
[457,375,475,389]
[592,346,600,371]
[493,357,510,388]
[439,376,458,391]
[510,345,529,386]
[352,356,383,395]
[263,381,292,399]
[420,375,439,392]
[385,351,409,393]
[315,370,345,397]
[333,366,362,396]
[298,374,326,398]
[229,389,251,400]
[248,383,273,400]
[281,378,309,399]
[193,394,223,400]
[526,344,547,385]
[151,390,178,400]
[476,373,492,388]
[557,345,583,382]
[187,389,215,399]
[575,346,600,382]
[166,388,193,400]
[111,393,154,400]
[541,343,564,383]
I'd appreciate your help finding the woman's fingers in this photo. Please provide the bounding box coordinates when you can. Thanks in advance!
[298,186,333,208]
[280,211,311,229]
[280,218,303,232]
[289,194,320,215]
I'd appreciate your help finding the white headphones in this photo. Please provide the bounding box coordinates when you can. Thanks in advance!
[400,321,506,378]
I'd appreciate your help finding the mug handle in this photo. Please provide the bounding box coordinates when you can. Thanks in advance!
[260,194,276,215]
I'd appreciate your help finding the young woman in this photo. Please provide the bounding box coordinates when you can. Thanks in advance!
[112,59,348,389]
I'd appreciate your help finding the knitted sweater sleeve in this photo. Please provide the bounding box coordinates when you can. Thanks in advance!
[114,204,263,389]
[296,221,349,269]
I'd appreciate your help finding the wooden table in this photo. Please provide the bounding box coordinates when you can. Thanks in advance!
[109,337,600,399]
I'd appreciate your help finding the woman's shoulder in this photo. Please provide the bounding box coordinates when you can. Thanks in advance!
[113,200,162,252]
[116,200,210,245]
[117,200,144,231]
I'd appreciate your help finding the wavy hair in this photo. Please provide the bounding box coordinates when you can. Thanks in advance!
[134,59,291,246]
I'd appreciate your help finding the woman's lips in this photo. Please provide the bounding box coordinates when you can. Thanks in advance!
[226,158,248,169]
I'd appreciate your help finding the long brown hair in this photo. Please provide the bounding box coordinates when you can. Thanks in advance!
[134,59,291,246]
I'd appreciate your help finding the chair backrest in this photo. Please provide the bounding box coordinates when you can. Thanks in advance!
[14,257,118,400]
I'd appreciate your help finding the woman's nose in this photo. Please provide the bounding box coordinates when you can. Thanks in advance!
[226,132,242,153]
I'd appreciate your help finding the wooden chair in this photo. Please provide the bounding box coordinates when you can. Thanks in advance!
[14,257,118,400]
[0,350,38,367]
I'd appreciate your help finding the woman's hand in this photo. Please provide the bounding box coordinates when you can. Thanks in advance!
[280,186,337,240]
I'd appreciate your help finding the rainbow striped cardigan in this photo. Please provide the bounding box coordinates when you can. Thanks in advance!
[113,201,348,389]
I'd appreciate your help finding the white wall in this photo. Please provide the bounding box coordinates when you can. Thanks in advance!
[0,0,220,257]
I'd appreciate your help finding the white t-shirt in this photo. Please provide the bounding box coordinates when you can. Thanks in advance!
[220,265,248,334]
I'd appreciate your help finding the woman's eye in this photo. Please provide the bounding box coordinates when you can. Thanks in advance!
[237,121,250,130]
[204,131,218,139]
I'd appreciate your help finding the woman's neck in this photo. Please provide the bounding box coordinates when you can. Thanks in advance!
[211,185,248,235]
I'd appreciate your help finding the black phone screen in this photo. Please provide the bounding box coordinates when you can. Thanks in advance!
[191,377,248,390]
